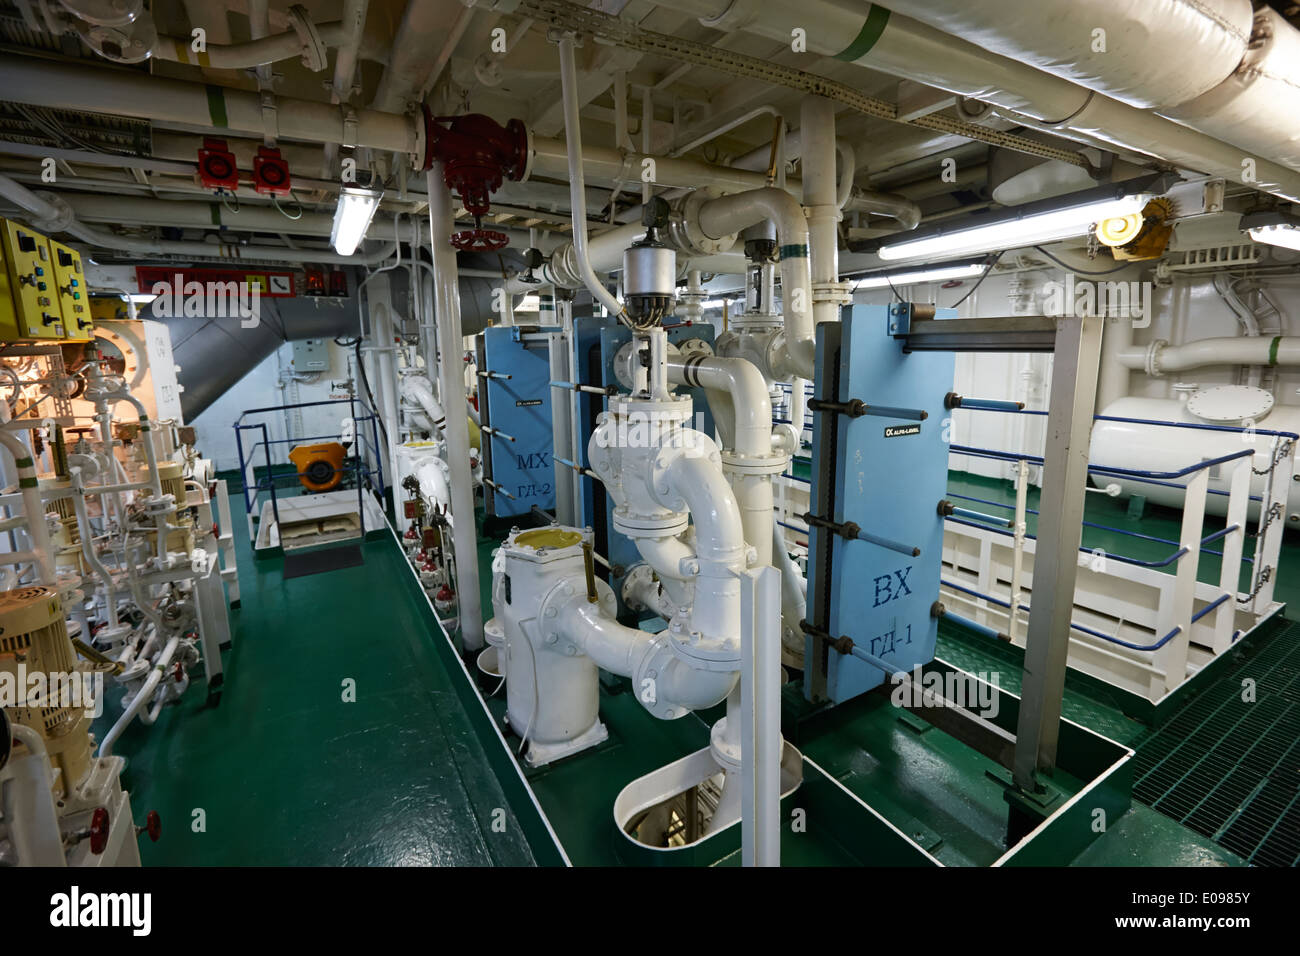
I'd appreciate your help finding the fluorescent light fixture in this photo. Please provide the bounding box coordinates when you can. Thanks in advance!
[851,261,987,290]
[127,293,157,304]
[330,186,382,256]
[877,181,1156,262]
[1241,209,1300,252]
[702,298,736,309]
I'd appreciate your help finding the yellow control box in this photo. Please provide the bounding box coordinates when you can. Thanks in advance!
[49,239,92,341]
[0,218,66,340]
[90,296,132,323]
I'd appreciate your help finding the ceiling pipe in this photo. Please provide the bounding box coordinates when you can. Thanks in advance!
[877,1,1300,173]
[372,0,474,113]
[0,57,422,157]
[152,21,350,70]
[646,0,1300,202]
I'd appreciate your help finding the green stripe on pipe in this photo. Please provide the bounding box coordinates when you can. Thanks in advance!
[18,477,38,488]
[1269,335,1282,366]
[779,243,809,259]
[205,85,229,128]
[211,204,221,226]
[14,457,34,469]
[834,5,890,62]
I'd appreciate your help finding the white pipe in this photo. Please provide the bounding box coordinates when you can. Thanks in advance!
[555,35,628,324]
[0,58,419,156]
[152,22,350,69]
[99,634,180,757]
[69,476,119,628]
[1119,336,1300,374]
[664,452,747,645]
[400,374,446,434]
[371,0,472,114]
[426,164,484,650]
[802,97,840,333]
[0,416,55,586]
[696,187,815,378]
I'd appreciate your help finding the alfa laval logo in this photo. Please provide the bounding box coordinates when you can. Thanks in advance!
[884,424,921,438]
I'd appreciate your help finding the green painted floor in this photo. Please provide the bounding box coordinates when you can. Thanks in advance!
[99,500,540,866]
[102,466,1295,866]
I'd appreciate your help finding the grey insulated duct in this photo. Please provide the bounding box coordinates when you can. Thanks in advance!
[173,272,500,420]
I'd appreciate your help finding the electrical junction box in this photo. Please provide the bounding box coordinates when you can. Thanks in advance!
[0,218,65,340]
[49,239,93,341]
[804,304,956,705]
[292,338,331,372]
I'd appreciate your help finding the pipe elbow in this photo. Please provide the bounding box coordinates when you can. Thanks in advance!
[850,189,922,231]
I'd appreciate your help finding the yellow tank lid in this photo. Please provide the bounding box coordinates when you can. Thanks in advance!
[514,528,583,550]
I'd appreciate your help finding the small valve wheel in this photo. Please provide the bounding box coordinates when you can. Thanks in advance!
[137,810,162,842]
[450,228,509,252]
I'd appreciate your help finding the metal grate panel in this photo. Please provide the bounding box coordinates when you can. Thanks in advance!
[1131,618,1300,866]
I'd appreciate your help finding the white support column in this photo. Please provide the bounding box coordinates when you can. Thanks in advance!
[740,565,782,867]
[427,163,484,652]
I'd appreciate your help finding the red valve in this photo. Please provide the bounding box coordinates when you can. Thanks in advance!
[404,523,419,540]
[197,138,239,192]
[211,522,219,537]
[252,145,292,196]
[423,111,527,251]
[89,806,110,855]
[144,810,161,842]
[174,661,184,681]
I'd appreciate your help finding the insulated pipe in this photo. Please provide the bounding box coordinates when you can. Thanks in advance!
[555,35,628,324]
[1118,336,1300,374]
[648,0,1300,203]
[696,188,815,378]
[0,58,420,156]
[427,163,483,650]
[371,0,472,114]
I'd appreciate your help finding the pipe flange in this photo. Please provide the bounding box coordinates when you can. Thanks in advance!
[633,635,692,720]
[665,619,741,673]
[813,280,853,307]
[621,563,660,612]
[719,450,790,476]
[612,507,689,540]
[287,4,328,73]
[1146,339,1169,377]
[709,717,742,770]
[697,0,762,33]
[669,187,736,256]
[29,191,75,233]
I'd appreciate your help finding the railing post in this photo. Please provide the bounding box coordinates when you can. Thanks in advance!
[1008,456,1029,646]
[1155,468,1207,694]
[1252,435,1293,614]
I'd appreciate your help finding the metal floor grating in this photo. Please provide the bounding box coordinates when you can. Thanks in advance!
[1130,618,1300,866]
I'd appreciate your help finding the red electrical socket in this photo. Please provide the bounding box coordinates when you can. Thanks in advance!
[252,145,292,196]
[197,138,240,192]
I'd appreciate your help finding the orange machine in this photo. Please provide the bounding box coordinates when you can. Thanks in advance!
[288,442,347,492]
